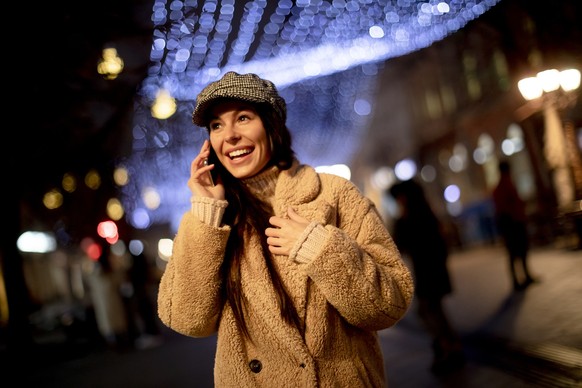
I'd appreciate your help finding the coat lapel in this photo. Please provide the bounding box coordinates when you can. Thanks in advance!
[240,162,338,360]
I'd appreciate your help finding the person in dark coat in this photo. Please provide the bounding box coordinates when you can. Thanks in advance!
[492,160,536,291]
[388,179,464,375]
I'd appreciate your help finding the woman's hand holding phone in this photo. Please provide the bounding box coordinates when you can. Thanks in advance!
[188,140,225,200]
[202,158,215,186]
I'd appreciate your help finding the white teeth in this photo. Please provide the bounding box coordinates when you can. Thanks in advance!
[229,149,251,158]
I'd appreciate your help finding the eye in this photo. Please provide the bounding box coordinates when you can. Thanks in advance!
[209,121,221,131]
[238,109,258,123]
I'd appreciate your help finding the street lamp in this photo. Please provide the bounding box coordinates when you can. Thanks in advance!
[517,68,581,209]
[518,68,580,101]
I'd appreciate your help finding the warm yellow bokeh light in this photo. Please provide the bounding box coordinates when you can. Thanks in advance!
[85,170,101,190]
[97,47,124,80]
[43,189,63,210]
[113,166,129,186]
[106,198,125,221]
[142,186,161,210]
[151,89,177,119]
[62,173,77,193]
[0,264,8,326]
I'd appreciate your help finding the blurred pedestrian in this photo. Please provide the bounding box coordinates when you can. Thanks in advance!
[492,160,536,291]
[388,179,464,375]
[157,71,414,387]
[123,250,163,349]
[85,242,130,349]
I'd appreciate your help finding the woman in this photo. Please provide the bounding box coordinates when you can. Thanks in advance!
[157,71,414,387]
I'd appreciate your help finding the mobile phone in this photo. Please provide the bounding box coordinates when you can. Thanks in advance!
[203,158,215,186]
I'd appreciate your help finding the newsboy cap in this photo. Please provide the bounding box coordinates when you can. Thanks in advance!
[192,71,287,127]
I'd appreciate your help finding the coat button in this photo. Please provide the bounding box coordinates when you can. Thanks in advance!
[249,359,262,373]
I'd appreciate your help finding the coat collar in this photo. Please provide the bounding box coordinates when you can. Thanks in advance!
[275,159,321,209]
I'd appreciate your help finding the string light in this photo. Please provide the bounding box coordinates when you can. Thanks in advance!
[122,0,502,232]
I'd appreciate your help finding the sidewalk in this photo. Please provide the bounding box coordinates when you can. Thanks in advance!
[8,245,582,387]
[382,244,582,387]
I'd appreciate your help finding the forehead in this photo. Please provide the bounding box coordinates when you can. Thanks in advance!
[209,99,257,118]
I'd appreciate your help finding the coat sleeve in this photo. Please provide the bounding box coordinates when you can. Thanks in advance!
[301,178,414,331]
[157,211,231,337]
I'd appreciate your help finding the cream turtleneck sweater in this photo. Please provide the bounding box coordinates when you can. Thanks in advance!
[241,165,279,205]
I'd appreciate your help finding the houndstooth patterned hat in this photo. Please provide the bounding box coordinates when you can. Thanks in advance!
[192,71,287,127]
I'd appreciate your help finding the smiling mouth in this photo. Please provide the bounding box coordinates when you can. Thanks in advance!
[228,148,252,159]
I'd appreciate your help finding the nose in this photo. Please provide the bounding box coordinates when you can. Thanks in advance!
[224,124,241,144]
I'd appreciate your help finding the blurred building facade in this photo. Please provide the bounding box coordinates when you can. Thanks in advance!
[356,0,582,249]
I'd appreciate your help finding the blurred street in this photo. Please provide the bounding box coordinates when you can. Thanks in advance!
[3,244,581,387]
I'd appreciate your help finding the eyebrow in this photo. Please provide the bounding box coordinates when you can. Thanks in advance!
[209,104,256,121]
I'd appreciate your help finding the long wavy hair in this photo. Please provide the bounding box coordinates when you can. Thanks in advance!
[207,101,299,340]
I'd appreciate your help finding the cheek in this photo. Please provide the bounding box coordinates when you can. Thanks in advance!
[209,135,220,152]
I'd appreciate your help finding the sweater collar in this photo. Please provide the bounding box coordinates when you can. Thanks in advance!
[243,165,280,200]
[242,159,322,213]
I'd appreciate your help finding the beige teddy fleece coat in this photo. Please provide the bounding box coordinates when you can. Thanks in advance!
[158,162,414,387]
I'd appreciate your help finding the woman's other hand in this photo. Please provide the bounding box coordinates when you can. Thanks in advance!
[266,207,310,256]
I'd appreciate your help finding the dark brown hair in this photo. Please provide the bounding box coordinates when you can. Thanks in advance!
[208,102,298,340]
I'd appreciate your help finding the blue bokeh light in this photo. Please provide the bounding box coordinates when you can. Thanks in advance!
[122,0,502,232]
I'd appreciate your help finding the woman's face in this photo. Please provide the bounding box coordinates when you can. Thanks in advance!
[208,100,272,179]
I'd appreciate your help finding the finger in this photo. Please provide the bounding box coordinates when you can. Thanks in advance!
[192,154,210,175]
[265,227,280,238]
[190,159,203,183]
[268,245,288,256]
[266,236,280,247]
[191,159,211,179]
[201,139,211,152]
[191,143,214,174]
[268,215,286,228]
